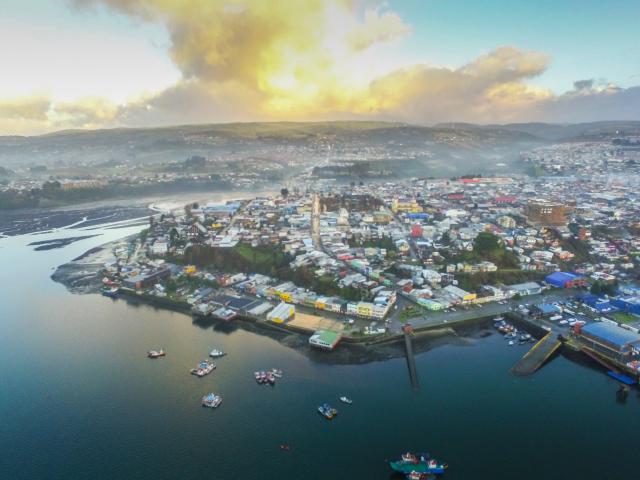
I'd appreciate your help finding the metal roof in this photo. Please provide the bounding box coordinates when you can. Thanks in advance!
[581,322,640,349]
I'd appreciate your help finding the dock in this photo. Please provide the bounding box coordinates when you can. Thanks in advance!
[403,325,420,390]
[510,332,562,376]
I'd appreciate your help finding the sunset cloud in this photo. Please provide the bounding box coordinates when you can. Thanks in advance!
[0,0,638,134]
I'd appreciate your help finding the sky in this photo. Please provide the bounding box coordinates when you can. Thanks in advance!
[1,0,639,135]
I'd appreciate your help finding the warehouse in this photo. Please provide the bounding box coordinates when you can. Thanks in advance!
[545,271,586,289]
[266,302,295,323]
[577,322,640,361]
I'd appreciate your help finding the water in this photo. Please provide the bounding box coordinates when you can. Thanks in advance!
[1,214,639,480]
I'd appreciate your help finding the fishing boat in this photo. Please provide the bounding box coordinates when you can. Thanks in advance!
[390,452,447,476]
[270,368,283,378]
[339,396,353,404]
[209,348,227,358]
[147,349,165,358]
[406,472,432,480]
[191,360,216,377]
[265,372,276,385]
[102,277,118,287]
[201,393,222,408]
[101,286,119,298]
[318,403,338,420]
[254,371,270,384]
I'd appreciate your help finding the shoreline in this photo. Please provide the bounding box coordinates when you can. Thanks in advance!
[51,237,503,365]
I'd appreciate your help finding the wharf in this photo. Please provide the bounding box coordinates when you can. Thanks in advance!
[403,325,420,390]
[510,331,562,376]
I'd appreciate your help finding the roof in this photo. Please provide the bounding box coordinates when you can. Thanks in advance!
[537,303,561,314]
[310,330,341,344]
[581,322,640,349]
[545,271,582,285]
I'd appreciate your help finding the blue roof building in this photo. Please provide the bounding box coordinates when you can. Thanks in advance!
[545,271,586,288]
[579,322,640,360]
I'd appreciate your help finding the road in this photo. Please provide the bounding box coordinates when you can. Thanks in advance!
[386,289,581,334]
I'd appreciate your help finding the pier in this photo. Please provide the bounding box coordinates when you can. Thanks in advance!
[510,331,562,376]
[403,325,420,390]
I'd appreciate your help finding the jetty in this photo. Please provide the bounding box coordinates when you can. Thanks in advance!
[403,325,420,390]
[510,331,562,376]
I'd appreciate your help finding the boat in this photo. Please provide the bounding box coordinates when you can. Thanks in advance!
[339,396,353,404]
[406,472,432,480]
[493,316,504,323]
[279,444,291,451]
[270,368,283,378]
[102,277,118,287]
[147,349,165,358]
[508,340,515,346]
[209,348,227,358]
[266,372,276,385]
[191,360,216,377]
[318,403,338,420]
[101,286,119,298]
[607,371,636,385]
[201,393,222,408]
[390,453,447,476]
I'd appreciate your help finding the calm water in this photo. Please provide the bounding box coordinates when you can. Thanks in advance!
[0,215,639,480]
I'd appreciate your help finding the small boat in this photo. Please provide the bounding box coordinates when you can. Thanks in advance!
[607,371,636,385]
[102,277,118,287]
[191,360,216,377]
[339,396,353,404]
[493,316,504,323]
[201,393,222,408]
[279,444,291,451]
[318,403,338,420]
[266,372,276,385]
[407,472,431,480]
[209,348,227,358]
[101,286,119,298]
[147,349,165,358]
[390,452,447,476]
[270,368,283,378]
[508,340,515,346]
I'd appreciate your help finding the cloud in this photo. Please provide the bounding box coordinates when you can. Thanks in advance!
[362,47,553,123]
[348,7,411,51]
[1,1,638,134]
[0,96,51,122]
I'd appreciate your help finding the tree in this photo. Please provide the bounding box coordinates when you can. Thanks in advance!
[280,188,289,198]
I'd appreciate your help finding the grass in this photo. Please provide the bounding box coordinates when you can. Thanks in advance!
[400,305,427,321]
[612,312,640,324]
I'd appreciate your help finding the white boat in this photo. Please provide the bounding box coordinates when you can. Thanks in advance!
[339,396,353,404]
[209,348,227,358]
[508,340,515,346]
[147,349,165,358]
[270,368,283,378]
[201,393,222,408]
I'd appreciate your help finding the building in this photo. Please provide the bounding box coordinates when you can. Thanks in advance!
[545,271,586,289]
[309,330,342,350]
[266,302,295,323]
[524,200,567,226]
[506,281,542,296]
[122,268,171,289]
[577,322,640,362]
[443,285,477,303]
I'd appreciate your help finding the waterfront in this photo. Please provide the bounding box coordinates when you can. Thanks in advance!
[1,215,640,479]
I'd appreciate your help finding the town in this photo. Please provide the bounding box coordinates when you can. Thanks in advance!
[97,172,640,381]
